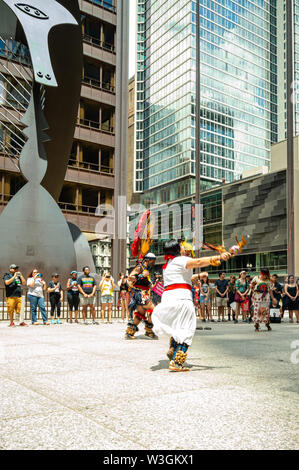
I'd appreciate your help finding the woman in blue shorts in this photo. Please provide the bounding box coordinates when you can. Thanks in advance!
[199,273,212,322]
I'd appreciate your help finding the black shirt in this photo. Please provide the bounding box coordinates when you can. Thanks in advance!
[215,279,229,297]
[48,281,62,297]
[272,281,282,301]
[119,281,129,292]
[3,273,22,298]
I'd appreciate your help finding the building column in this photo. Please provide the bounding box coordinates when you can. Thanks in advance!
[100,22,104,47]
[99,106,102,129]
[112,0,129,279]
[76,141,80,166]
[100,63,103,88]
[1,173,4,202]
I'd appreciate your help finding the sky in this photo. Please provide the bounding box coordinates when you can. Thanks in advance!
[129,0,136,78]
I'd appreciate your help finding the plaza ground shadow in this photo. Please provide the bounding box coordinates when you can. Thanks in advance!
[150,359,231,372]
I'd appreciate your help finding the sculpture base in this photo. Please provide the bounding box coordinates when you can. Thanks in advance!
[0,182,77,283]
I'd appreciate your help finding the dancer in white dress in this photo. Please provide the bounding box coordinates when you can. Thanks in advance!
[152,240,231,372]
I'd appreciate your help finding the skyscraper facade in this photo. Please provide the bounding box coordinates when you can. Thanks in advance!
[135,0,278,206]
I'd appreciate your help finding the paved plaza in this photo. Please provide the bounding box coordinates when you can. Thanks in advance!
[0,320,298,450]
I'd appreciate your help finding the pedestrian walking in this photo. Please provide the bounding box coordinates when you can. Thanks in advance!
[78,266,98,325]
[215,272,229,322]
[284,275,299,323]
[100,272,115,324]
[199,273,212,322]
[47,274,63,324]
[117,274,129,322]
[3,264,27,327]
[270,274,283,316]
[281,276,289,320]
[66,271,80,323]
[227,275,236,321]
[235,271,250,324]
[251,268,275,332]
[27,270,49,325]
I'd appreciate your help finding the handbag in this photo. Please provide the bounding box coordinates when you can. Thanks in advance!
[241,298,250,312]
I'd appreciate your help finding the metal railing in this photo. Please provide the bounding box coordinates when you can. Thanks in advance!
[0,289,122,322]
[58,202,98,215]
[83,34,115,53]
[0,288,227,322]
[82,76,115,94]
[77,118,115,134]
[68,158,114,175]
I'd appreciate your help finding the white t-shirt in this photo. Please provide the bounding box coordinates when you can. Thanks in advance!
[27,277,44,298]
[163,256,192,300]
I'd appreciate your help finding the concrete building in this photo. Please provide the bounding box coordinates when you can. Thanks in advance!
[134,0,278,207]
[0,0,129,275]
[144,136,299,278]
[128,75,140,207]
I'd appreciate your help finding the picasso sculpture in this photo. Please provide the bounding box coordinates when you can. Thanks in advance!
[0,0,95,280]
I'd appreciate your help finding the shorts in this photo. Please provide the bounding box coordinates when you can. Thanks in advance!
[216,297,227,308]
[6,297,22,315]
[67,292,80,310]
[80,294,96,306]
[200,294,210,304]
[101,295,113,304]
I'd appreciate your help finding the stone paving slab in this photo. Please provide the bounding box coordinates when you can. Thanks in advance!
[0,320,298,450]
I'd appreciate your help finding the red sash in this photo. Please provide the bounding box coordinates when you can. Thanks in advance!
[134,285,150,291]
[164,283,192,292]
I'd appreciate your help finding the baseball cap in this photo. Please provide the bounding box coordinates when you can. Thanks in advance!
[71,270,77,275]
[9,264,18,269]
[52,273,59,277]
[144,253,156,260]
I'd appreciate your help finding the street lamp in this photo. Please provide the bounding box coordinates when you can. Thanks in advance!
[195,0,201,258]
[286,0,295,275]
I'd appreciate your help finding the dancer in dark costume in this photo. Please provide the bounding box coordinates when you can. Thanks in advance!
[125,253,158,340]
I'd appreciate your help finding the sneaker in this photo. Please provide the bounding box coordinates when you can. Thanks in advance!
[169,360,189,372]
[234,320,238,324]
[57,319,62,324]
[92,320,99,325]
[43,321,50,325]
[69,319,73,324]
[32,322,40,325]
[75,320,79,324]
[19,322,28,327]
[51,319,56,325]
[8,322,16,327]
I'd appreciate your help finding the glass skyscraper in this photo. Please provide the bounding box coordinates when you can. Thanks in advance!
[135,0,278,205]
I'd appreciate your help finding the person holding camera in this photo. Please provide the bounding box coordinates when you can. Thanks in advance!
[27,269,49,325]
[117,273,129,323]
[100,272,115,324]
[48,273,63,324]
[3,264,27,327]
[66,271,80,323]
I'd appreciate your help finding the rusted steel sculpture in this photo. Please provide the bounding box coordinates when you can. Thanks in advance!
[0,0,95,280]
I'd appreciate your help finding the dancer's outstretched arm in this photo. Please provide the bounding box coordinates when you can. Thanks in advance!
[186,252,231,270]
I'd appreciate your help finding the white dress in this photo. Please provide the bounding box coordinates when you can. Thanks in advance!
[152,256,196,346]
